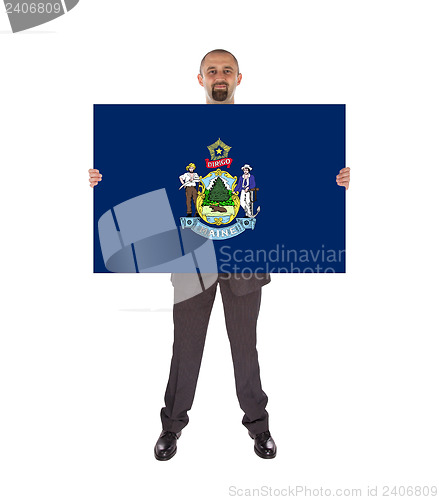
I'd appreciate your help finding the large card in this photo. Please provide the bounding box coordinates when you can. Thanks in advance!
[94,104,345,274]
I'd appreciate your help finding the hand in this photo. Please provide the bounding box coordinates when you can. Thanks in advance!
[89,169,102,188]
[336,167,350,190]
[245,187,249,192]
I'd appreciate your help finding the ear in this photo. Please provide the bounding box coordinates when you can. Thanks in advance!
[197,74,204,87]
[237,73,242,86]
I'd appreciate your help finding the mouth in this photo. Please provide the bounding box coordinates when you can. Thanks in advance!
[214,84,227,90]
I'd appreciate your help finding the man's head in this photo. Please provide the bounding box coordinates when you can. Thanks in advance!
[186,163,196,172]
[198,49,242,104]
[242,165,252,175]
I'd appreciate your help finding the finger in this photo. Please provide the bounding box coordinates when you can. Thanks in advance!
[336,173,350,180]
[90,182,98,187]
[337,181,349,189]
[89,175,102,181]
[339,167,350,173]
[88,169,100,174]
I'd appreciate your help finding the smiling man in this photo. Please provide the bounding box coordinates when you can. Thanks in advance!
[197,50,242,103]
[89,49,350,462]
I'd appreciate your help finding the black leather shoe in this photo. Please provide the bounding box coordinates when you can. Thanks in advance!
[249,430,277,459]
[154,430,182,461]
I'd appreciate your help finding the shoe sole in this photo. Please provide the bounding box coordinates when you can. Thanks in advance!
[254,445,276,459]
[154,447,177,461]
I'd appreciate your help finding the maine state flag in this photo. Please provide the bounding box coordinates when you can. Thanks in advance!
[94,104,345,274]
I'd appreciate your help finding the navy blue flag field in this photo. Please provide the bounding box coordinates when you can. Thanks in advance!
[93,104,345,274]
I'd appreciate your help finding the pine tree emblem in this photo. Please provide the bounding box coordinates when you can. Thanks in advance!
[209,177,230,203]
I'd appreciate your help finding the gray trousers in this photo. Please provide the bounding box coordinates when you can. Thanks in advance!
[160,276,269,435]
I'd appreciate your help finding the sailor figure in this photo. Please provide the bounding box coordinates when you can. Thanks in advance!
[236,164,256,217]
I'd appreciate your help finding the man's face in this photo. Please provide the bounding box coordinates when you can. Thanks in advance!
[243,168,249,175]
[197,53,242,104]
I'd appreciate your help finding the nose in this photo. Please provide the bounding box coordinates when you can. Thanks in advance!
[215,73,229,81]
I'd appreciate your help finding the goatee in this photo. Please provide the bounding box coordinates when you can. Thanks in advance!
[212,87,228,102]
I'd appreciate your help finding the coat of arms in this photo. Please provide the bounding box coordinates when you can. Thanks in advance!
[196,169,240,225]
[179,139,260,240]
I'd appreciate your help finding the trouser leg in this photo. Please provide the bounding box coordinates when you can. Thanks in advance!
[245,192,251,217]
[185,188,192,214]
[191,189,198,215]
[219,279,269,435]
[160,280,218,433]
[185,186,197,215]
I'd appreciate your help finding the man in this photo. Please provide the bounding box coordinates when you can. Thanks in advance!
[236,164,256,217]
[179,162,200,217]
[89,49,351,461]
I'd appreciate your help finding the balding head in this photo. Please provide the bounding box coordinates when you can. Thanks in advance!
[197,49,242,104]
[199,49,240,76]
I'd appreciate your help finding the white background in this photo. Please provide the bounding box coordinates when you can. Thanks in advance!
[1,1,438,499]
